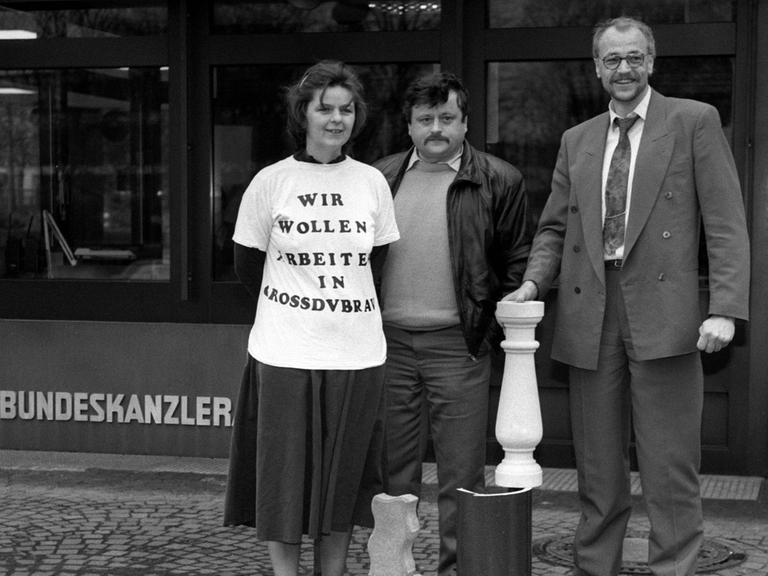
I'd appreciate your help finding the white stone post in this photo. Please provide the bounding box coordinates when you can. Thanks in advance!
[493,300,545,489]
[368,493,421,576]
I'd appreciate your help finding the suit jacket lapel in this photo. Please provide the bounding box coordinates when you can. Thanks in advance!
[577,114,611,285]
[624,90,674,259]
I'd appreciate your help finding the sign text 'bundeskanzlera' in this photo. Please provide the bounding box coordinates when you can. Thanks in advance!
[0,390,232,427]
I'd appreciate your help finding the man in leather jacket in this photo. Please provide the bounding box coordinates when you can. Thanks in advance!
[371,72,530,576]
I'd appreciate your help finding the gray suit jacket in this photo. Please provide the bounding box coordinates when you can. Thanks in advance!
[524,89,750,370]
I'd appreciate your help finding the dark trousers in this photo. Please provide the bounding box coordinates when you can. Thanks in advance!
[569,269,704,576]
[384,324,490,576]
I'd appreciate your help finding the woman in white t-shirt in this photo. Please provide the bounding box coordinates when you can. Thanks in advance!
[223,60,399,576]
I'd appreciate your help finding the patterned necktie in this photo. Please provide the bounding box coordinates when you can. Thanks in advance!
[603,115,640,257]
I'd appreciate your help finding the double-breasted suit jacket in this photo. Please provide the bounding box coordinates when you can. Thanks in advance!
[524,89,750,370]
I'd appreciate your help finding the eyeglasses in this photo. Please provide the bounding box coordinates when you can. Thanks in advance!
[600,53,647,70]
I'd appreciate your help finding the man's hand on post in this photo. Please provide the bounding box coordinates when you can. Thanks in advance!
[502,280,539,303]
[696,315,735,353]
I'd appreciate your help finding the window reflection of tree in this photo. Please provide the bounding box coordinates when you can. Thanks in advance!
[488,0,734,28]
[1,73,42,277]
[212,0,440,34]
[7,7,168,38]
[489,61,606,235]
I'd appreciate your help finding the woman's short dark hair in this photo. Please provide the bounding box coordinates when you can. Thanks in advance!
[285,60,368,148]
[402,72,469,123]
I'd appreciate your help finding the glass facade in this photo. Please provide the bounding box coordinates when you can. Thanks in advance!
[0,4,167,38]
[488,0,735,28]
[212,0,441,33]
[0,0,748,321]
[0,68,169,280]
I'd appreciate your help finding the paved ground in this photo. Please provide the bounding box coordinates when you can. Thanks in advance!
[0,450,766,575]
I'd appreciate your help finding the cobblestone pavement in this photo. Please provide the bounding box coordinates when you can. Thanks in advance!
[0,453,766,576]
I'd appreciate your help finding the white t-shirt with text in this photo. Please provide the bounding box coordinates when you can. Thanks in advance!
[233,156,399,370]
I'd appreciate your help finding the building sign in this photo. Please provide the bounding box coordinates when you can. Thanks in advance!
[0,390,233,427]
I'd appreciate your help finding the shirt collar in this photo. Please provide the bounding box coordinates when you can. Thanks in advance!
[406,145,464,172]
[609,86,651,125]
[293,149,346,164]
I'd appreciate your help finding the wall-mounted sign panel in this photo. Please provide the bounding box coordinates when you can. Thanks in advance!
[0,320,249,457]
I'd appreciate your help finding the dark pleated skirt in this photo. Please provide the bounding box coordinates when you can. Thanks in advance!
[223,356,387,544]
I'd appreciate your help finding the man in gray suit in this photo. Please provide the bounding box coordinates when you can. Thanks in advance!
[508,16,750,576]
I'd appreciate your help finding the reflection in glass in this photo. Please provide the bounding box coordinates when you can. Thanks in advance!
[0,68,169,280]
[488,0,734,28]
[0,4,167,38]
[487,56,732,268]
[212,0,440,34]
[212,62,436,280]
[487,61,603,234]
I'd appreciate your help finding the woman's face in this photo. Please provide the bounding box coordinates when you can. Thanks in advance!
[304,85,355,161]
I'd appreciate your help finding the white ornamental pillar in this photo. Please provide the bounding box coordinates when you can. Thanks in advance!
[493,300,545,489]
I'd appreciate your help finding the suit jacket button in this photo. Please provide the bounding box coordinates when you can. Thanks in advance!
[658,273,665,281]
[573,245,581,252]
[665,191,673,199]
[570,205,578,213]
[574,287,581,294]
[662,231,671,239]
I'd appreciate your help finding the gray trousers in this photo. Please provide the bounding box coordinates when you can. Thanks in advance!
[569,268,704,576]
[383,324,490,576]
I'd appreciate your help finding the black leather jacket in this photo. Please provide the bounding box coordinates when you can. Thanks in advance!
[372,143,531,356]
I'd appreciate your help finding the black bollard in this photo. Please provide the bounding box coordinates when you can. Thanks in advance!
[456,486,532,576]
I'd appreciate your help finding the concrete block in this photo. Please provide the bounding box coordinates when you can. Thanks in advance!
[368,493,421,576]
